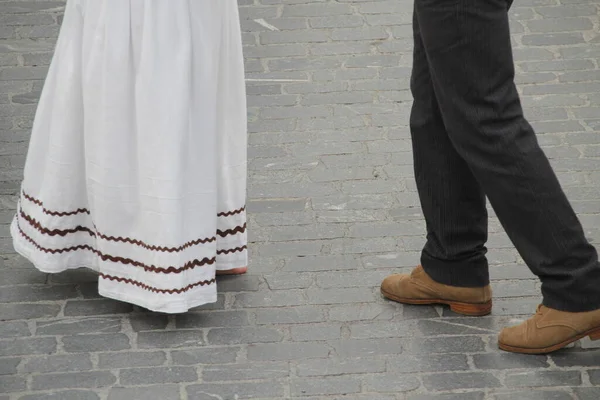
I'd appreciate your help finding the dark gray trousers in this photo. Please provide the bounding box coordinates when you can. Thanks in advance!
[410,0,600,311]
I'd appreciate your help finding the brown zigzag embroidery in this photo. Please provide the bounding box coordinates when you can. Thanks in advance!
[217,245,247,255]
[20,209,246,253]
[217,206,246,217]
[217,223,247,237]
[20,209,96,237]
[16,220,216,274]
[95,232,215,252]
[22,191,91,217]
[99,273,216,294]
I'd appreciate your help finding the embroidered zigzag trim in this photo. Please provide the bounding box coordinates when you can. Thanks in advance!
[16,220,217,274]
[22,191,90,217]
[19,209,245,253]
[217,245,247,255]
[218,224,247,237]
[217,206,246,217]
[20,209,95,237]
[99,273,216,294]
[97,233,215,252]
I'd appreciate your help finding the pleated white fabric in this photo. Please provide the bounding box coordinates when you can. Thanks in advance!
[11,0,248,313]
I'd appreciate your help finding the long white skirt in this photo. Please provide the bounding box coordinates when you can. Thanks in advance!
[11,0,248,313]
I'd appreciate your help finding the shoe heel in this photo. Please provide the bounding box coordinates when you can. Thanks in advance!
[450,300,492,317]
[589,329,600,341]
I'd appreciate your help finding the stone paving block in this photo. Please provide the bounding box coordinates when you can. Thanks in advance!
[491,298,541,316]
[423,372,502,391]
[186,382,285,400]
[492,391,573,400]
[331,338,404,358]
[255,306,326,325]
[574,387,600,400]
[403,305,440,319]
[253,211,316,227]
[215,275,261,292]
[176,310,249,328]
[128,313,168,331]
[247,342,330,361]
[107,385,180,400]
[0,303,61,320]
[587,369,600,385]
[472,353,550,369]
[314,270,390,289]
[0,268,46,285]
[264,272,313,290]
[62,333,131,353]
[203,362,289,382]
[0,337,56,357]
[255,241,323,257]
[0,357,20,375]
[364,373,422,393]
[551,350,600,367]
[350,321,415,339]
[330,303,397,322]
[21,354,92,373]
[405,336,486,354]
[98,351,166,369]
[504,371,582,387]
[388,354,469,373]
[295,358,386,377]
[306,287,375,305]
[416,319,494,336]
[234,290,305,307]
[0,321,30,337]
[137,330,204,349]
[170,347,240,365]
[291,376,362,396]
[18,392,100,400]
[119,366,197,385]
[527,17,593,33]
[36,317,122,335]
[22,53,53,67]
[489,265,537,280]
[407,394,485,400]
[63,299,133,316]
[300,395,395,400]
[490,280,541,298]
[522,33,585,46]
[190,293,226,311]
[283,255,360,272]
[206,326,284,345]
[290,323,342,341]
[31,371,117,390]
[0,375,27,393]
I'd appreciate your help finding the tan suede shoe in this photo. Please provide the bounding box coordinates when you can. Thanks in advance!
[380,265,492,316]
[498,305,600,354]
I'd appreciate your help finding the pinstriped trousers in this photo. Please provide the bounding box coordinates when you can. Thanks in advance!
[410,0,600,311]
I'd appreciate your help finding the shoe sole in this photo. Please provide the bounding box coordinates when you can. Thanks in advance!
[498,326,600,354]
[381,289,492,317]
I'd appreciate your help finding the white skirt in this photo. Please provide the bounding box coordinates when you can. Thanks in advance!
[11,0,248,313]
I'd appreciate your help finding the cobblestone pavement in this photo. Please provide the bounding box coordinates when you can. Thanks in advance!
[1,0,600,399]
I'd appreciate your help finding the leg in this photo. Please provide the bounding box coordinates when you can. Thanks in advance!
[414,0,600,311]
[410,10,489,288]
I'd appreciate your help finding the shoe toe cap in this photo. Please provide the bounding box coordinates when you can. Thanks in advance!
[381,274,408,295]
[498,322,530,348]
